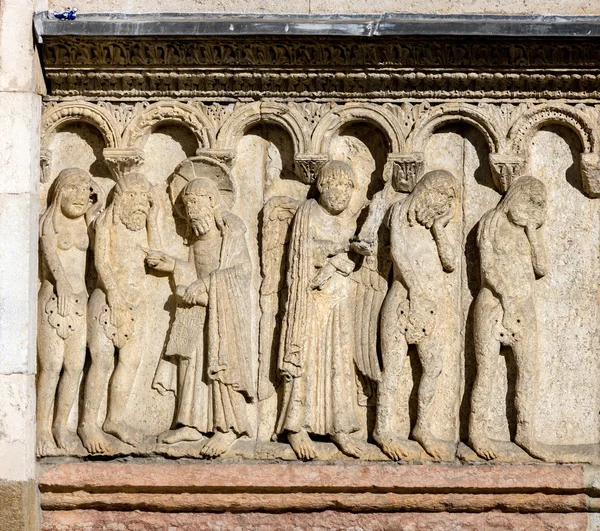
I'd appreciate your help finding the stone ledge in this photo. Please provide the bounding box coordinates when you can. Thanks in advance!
[41,510,591,531]
[34,12,600,39]
[39,461,598,514]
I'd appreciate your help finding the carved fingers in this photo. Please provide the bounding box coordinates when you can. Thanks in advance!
[56,280,74,317]
[144,249,175,272]
[310,263,336,290]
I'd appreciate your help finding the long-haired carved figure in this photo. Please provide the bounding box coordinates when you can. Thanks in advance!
[37,168,101,456]
[469,176,548,461]
[375,169,458,461]
[276,160,364,460]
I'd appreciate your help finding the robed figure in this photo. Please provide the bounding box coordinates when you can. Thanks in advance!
[275,161,364,460]
[147,177,254,457]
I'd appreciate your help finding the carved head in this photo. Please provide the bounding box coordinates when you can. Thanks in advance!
[316,160,355,215]
[113,173,154,232]
[52,168,94,219]
[503,176,547,229]
[181,177,224,237]
[410,169,458,229]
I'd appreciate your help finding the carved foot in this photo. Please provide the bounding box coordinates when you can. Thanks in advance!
[78,424,116,454]
[288,430,317,461]
[331,432,365,459]
[200,430,237,458]
[36,430,57,457]
[158,426,204,444]
[469,433,523,461]
[374,431,417,461]
[52,423,82,453]
[413,426,456,461]
[514,433,545,461]
[103,420,140,447]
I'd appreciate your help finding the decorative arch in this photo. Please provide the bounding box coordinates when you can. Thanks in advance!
[41,102,120,150]
[311,103,404,154]
[408,103,502,154]
[122,101,215,150]
[215,102,309,155]
[507,103,599,155]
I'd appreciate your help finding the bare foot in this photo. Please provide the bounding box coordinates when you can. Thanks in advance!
[374,431,417,461]
[413,425,456,461]
[515,432,544,460]
[158,426,204,444]
[331,432,364,458]
[52,423,82,453]
[78,423,115,454]
[37,431,57,457]
[103,419,140,447]
[200,431,238,457]
[288,430,317,461]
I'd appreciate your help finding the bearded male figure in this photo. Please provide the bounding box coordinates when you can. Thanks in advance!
[147,178,254,458]
[79,173,161,453]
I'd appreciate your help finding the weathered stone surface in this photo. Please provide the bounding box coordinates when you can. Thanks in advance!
[41,509,590,531]
[0,480,39,531]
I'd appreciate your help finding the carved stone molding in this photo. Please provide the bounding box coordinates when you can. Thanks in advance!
[293,153,330,184]
[40,37,600,101]
[580,153,600,198]
[41,101,121,149]
[103,148,145,180]
[489,153,528,193]
[122,101,215,150]
[383,153,425,193]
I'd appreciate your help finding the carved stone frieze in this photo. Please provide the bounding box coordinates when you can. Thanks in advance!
[37,66,600,465]
[41,37,600,100]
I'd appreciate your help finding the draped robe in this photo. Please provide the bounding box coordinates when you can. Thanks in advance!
[276,199,360,437]
[153,212,254,436]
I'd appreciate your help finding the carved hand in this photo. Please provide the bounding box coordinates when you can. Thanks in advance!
[56,280,74,317]
[350,239,375,257]
[107,291,131,327]
[145,249,175,272]
[310,262,336,290]
[182,280,208,306]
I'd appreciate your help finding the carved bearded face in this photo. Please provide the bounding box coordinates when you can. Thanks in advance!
[184,193,217,237]
[117,185,151,231]
[318,170,354,215]
[60,176,92,219]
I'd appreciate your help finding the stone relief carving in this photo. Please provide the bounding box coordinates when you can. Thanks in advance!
[79,173,161,453]
[36,168,102,456]
[37,99,600,465]
[373,170,458,462]
[147,169,254,457]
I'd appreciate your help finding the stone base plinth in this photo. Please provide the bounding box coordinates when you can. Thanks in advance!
[39,461,600,529]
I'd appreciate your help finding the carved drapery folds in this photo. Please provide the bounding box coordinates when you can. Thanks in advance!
[38,93,600,464]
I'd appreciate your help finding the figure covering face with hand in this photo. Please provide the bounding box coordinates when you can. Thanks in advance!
[276,160,364,460]
[148,177,254,458]
[37,168,101,456]
[375,169,458,462]
[79,173,161,454]
[469,176,548,461]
